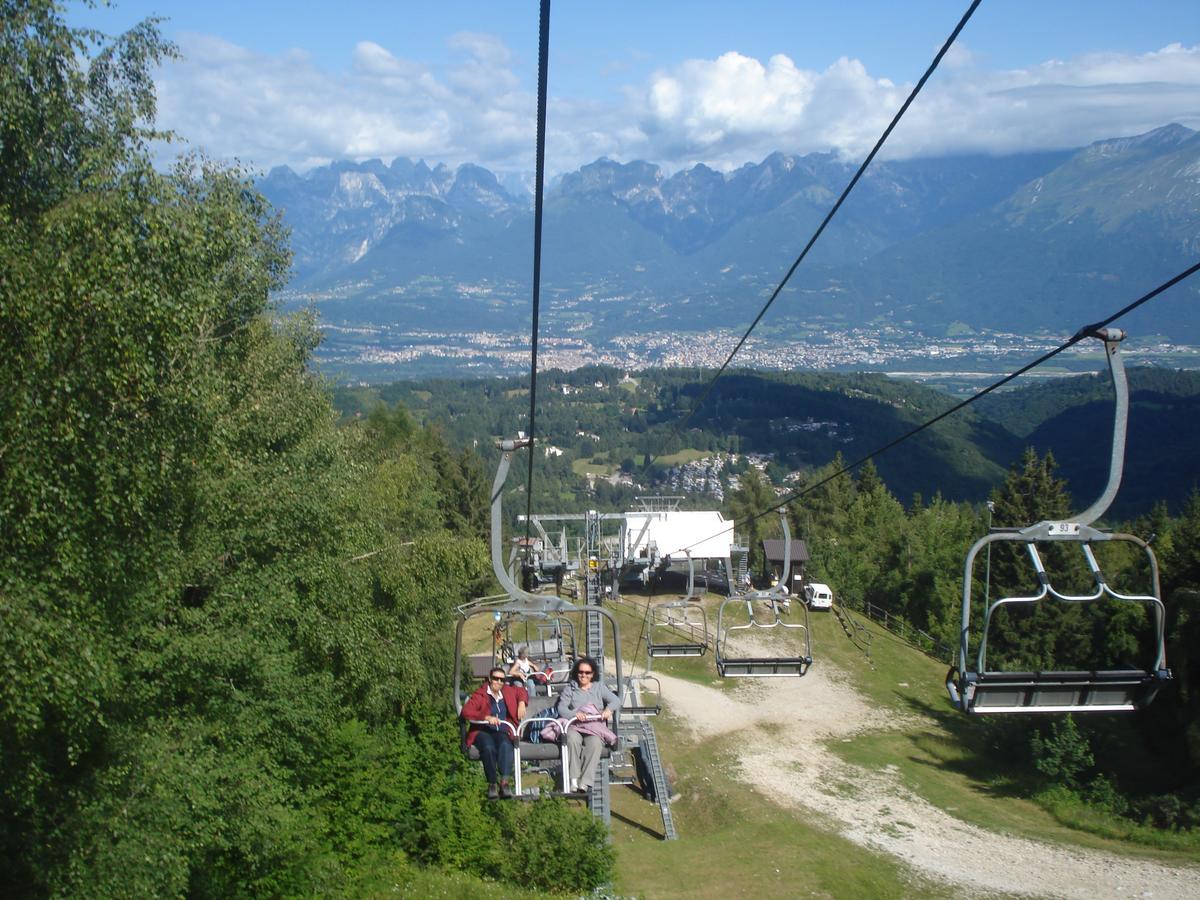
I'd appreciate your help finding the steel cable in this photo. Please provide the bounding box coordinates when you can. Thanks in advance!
[524,0,552,550]
[641,0,985,472]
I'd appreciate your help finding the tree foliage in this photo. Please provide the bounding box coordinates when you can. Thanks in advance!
[0,4,611,893]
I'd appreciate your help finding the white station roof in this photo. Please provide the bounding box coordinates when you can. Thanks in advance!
[623,510,735,560]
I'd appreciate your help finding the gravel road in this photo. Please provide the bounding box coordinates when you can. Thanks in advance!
[654,663,1199,899]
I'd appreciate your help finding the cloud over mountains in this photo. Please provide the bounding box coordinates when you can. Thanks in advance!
[155,31,1200,176]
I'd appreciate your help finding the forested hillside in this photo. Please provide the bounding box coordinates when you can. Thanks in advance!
[338,365,1200,520]
[976,368,1200,517]
[340,366,1017,509]
[0,5,610,894]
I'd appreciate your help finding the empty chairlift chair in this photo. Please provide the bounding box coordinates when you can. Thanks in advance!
[620,673,662,717]
[648,552,710,662]
[716,511,812,677]
[946,328,1172,714]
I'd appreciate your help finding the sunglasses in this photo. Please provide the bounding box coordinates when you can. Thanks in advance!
[489,676,504,681]
[577,669,594,676]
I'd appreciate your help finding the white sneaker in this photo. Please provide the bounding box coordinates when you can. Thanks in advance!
[569,778,578,792]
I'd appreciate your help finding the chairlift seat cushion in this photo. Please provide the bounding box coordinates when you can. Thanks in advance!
[523,638,560,659]
[967,669,1160,712]
[718,656,811,677]
[465,740,611,763]
[468,654,495,678]
[648,642,707,657]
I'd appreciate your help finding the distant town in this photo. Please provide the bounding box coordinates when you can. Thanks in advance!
[313,321,1200,391]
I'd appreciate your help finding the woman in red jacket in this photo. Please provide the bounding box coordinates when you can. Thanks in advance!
[461,667,528,798]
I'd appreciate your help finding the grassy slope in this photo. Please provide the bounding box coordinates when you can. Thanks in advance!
[605,597,950,898]
[815,610,1197,861]
[603,596,1197,897]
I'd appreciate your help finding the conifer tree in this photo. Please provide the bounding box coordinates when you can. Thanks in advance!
[985,449,1092,669]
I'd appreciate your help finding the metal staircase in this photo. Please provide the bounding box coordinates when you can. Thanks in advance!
[584,509,605,660]
[635,719,678,840]
[586,758,611,825]
[733,535,749,586]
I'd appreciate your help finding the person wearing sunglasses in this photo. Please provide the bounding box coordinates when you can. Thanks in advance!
[556,656,621,794]
[462,667,528,799]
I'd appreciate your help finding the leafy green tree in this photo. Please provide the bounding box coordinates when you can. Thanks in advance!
[1029,715,1094,788]
[0,0,176,218]
[1,5,611,894]
[792,456,872,602]
[891,495,983,647]
[803,463,901,612]
[1156,491,1200,771]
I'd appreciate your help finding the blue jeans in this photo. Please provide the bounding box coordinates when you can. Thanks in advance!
[474,729,514,783]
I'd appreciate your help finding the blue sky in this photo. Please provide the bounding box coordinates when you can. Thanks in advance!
[68,1,1200,175]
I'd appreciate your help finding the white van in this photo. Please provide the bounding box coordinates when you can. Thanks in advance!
[804,582,833,610]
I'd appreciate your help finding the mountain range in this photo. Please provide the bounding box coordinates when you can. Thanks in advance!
[261,124,1200,343]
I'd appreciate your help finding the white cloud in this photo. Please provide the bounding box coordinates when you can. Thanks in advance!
[152,34,1200,177]
[627,43,1200,170]
[154,31,533,173]
[446,32,513,70]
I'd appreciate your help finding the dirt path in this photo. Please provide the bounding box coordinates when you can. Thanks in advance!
[654,663,1199,899]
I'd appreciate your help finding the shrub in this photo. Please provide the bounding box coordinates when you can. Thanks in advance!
[492,797,615,893]
[1129,793,1200,831]
[1029,716,1093,788]
[1082,774,1128,816]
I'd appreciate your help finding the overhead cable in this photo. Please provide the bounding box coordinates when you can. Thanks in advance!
[663,258,1200,558]
[750,259,1200,526]
[524,0,552,546]
[642,0,985,471]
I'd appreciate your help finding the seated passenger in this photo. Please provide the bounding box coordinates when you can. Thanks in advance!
[462,667,528,799]
[555,656,620,794]
[507,647,543,689]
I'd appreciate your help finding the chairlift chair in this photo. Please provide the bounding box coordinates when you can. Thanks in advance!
[946,329,1172,714]
[647,551,710,662]
[455,437,626,795]
[715,511,812,677]
[620,673,662,717]
[492,610,575,694]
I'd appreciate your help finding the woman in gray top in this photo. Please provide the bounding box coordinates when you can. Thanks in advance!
[557,656,620,793]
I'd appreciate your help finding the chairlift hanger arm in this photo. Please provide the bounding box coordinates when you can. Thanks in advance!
[491,437,575,612]
[1072,327,1128,527]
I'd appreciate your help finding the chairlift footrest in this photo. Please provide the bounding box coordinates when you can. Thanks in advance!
[623,705,662,717]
